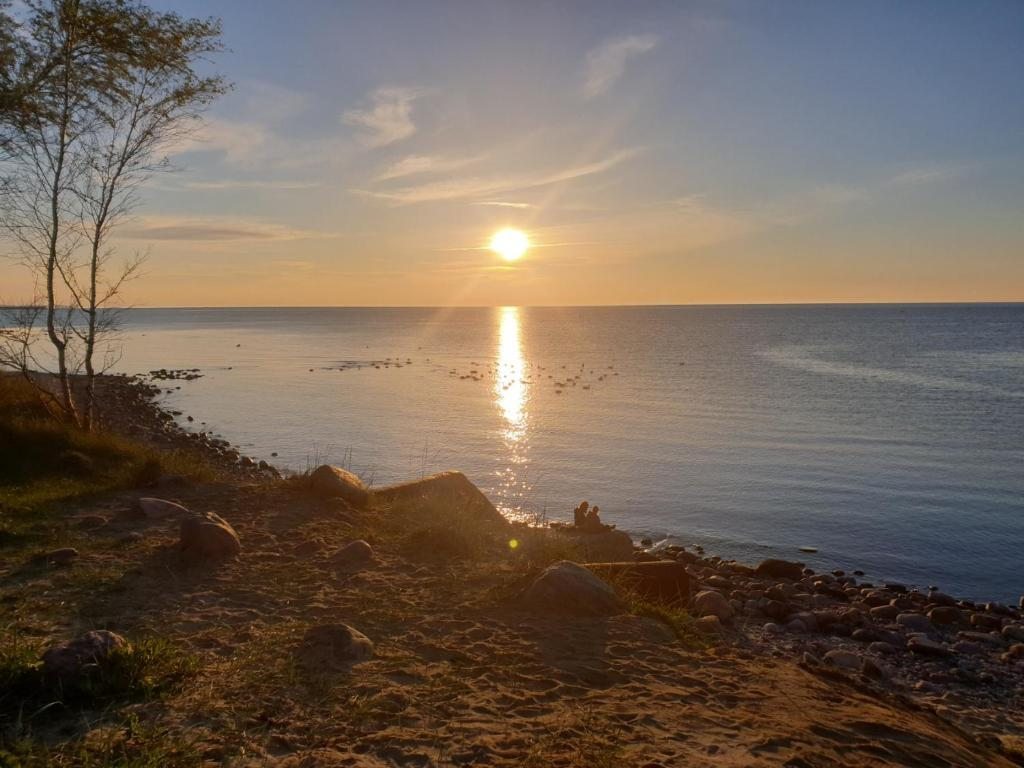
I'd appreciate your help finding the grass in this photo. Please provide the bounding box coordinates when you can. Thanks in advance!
[0,375,210,532]
[0,632,197,737]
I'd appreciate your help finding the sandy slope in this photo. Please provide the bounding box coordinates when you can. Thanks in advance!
[13,479,1012,767]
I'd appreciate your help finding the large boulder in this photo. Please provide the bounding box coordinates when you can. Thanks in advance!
[329,539,375,573]
[522,561,622,616]
[42,630,129,683]
[309,465,370,508]
[755,559,804,581]
[296,624,374,670]
[179,511,241,560]
[373,471,504,525]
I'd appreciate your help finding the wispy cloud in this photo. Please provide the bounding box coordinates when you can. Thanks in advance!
[583,35,658,99]
[353,147,642,204]
[343,87,422,148]
[181,179,321,191]
[375,153,482,181]
[471,201,535,209]
[885,166,960,188]
[120,215,332,242]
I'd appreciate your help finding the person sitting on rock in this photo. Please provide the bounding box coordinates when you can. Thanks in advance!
[583,505,604,532]
[573,501,589,527]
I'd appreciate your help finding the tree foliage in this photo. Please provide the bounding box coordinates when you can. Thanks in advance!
[0,0,227,427]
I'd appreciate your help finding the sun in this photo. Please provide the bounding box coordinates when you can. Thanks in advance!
[489,228,529,262]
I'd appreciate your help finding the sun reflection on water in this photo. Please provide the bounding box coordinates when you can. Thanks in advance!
[494,306,532,517]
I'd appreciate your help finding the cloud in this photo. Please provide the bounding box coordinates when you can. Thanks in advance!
[353,147,642,204]
[885,166,960,188]
[375,153,482,181]
[471,201,535,209]
[180,179,321,191]
[583,35,658,99]
[343,87,422,148]
[120,216,331,242]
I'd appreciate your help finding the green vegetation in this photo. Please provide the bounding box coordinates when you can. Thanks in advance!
[0,632,198,765]
[0,375,210,524]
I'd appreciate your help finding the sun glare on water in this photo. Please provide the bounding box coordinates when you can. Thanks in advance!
[490,228,529,262]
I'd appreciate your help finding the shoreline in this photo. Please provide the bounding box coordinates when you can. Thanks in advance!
[124,371,1022,609]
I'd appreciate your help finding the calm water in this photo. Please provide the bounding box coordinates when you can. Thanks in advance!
[116,305,1024,602]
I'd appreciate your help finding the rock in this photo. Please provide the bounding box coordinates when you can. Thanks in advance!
[908,636,951,657]
[296,624,374,669]
[896,613,932,633]
[969,613,1002,631]
[957,631,1005,647]
[953,641,984,656]
[328,539,374,573]
[308,465,370,508]
[762,599,792,621]
[791,611,819,632]
[693,615,724,635]
[38,547,79,566]
[928,606,963,626]
[42,630,129,682]
[1003,625,1024,643]
[293,539,326,557]
[693,590,734,622]
[552,528,635,562]
[1002,644,1024,663]
[118,531,144,545]
[824,649,861,670]
[763,622,785,635]
[75,515,107,529]
[927,590,957,607]
[861,657,886,679]
[179,511,241,560]
[131,497,191,520]
[522,561,622,616]
[868,641,897,655]
[870,604,900,621]
[755,559,804,581]
[372,471,502,523]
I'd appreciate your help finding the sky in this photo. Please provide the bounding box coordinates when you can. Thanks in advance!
[3,0,1024,306]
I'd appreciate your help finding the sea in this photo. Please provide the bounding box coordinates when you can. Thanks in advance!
[115,304,1024,603]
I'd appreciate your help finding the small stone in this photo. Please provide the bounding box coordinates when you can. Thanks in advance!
[76,515,107,529]
[117,531,144,545]
[896,613,932,633]
[131,497,191,520]
[1002,625,1024,643]
[328,539,375,573]
[42,630,129,682]
[1001,644,1024,663]
[296,624,374,669]
[908,636,950,657]
[870,605,900,621]
[953,641,984,655]
[179,511,241,560]
[861,657,886,679]
[694,615,724,635]
[39,547,79,566]
[868,641,897,655]
[693,590,734,622]
[824,649,861,670]
[755,559,804,581]
[927,591,957,607]
[970,613,1002,631]
[928,606,963,626]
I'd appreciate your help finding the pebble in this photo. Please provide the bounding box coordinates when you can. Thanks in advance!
[896,613,933,633]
